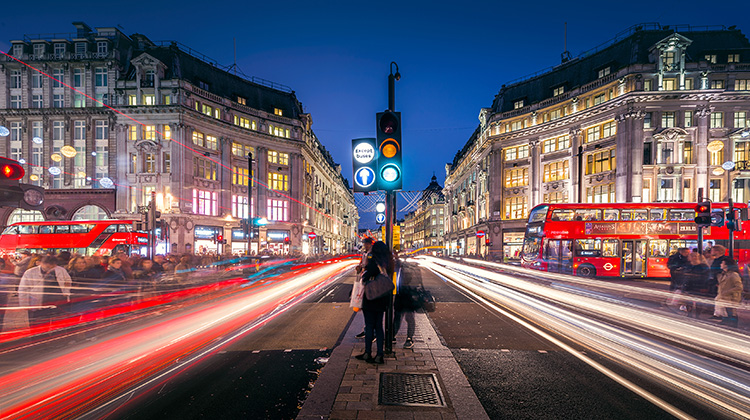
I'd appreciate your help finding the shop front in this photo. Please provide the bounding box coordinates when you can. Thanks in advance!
[266,230,290,255]
[194,225,223,255]
[502,230,525,261]
[231,228,260,255]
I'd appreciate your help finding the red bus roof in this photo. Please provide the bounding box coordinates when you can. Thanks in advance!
[533,202,746,210]
[8,220,137,226]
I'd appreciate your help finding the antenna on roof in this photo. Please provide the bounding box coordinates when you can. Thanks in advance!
[561,22,572,63]
[233,38,237,76]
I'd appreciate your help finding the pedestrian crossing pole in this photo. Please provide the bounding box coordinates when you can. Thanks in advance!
[384,62,400,356]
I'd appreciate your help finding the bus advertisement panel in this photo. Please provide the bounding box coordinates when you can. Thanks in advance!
[521,203,749,278]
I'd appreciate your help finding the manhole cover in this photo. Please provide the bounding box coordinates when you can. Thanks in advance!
[378,372,445,407]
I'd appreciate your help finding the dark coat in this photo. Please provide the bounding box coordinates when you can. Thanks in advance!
[361,258,390,312]
[683,263,711,296]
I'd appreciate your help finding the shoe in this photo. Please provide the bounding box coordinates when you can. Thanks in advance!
[355,331,366,339]
[370,355,384,364]
[403,339,414,349]
[354,352,372,361]
[709,315,723,320]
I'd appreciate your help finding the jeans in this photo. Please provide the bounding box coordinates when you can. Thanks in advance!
[393,309,415,339]
[363,309,385,356]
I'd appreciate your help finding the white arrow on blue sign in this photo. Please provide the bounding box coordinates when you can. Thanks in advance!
[354,167,376,188]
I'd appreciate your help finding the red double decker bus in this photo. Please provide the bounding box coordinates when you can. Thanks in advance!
[0,220,148,257]
[521,202,749,278]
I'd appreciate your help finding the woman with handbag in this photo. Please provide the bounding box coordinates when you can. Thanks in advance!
[355,241,394,364]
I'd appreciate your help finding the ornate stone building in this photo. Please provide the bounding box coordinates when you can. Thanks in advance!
[0,22,357,255]
[444,24,750,260]
[402,175,445,253]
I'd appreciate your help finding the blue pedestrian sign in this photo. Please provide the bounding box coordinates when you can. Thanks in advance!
[375,213,386,224]
[354,167,376,189]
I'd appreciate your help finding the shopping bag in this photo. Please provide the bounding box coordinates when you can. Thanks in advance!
[350,279,364,311]
[364,273,394,300]
[418,287,436,312]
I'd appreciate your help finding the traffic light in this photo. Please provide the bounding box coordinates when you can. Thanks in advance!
[0,157,44,210]
[695,201,712,227]
[376,111,402,191]
[375,201,386,225]
[217,234,223,243]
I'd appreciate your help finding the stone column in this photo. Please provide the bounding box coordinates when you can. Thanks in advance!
[114,123,129,210]
[256,146,268,218]
[695,104,712,195]
[616,103,645,202]
[529,139,541,207]
[219,136,231,218]
[569,127,583,202]
[290,153,303,223]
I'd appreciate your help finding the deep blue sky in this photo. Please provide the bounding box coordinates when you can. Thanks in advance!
[2,1,747,228]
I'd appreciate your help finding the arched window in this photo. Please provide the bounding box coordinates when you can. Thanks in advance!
[71,205,109,221]
[7,209,44,225]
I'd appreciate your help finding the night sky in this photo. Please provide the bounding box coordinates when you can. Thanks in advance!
[2,1,747,228]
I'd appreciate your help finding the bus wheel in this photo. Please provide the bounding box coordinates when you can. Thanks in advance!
[577,264,596,278]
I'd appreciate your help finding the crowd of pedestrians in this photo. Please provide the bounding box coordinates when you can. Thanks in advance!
[667,245,745,327]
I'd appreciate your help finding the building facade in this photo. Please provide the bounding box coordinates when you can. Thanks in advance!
[444,24,750,260]
[402,175,445,253]
[0,22,358,255]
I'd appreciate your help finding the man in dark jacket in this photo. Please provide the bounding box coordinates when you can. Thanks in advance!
[667,247,689,290]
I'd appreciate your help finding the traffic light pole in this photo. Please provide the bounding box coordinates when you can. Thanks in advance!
[697,188,704,255]
[384,62,399,357]
[248,152,253,255]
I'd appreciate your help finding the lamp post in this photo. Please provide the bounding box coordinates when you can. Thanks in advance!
[248,152,254,255]
[384,61,400,356]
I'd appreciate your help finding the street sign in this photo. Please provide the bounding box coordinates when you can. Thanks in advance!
[722,161,736,171]
[308,232,317,240]
[375,213,386,224]
[352,138,378,193]
[476,231,485,238]
[354,167,376,189]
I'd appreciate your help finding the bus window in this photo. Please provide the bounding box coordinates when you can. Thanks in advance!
[104,225,118,233]
[621,209,648,221]
[528,206,549,223]
[669,209,693,221]
[118,224,132,232]
[669,240,698,253]
[55,225,71,234]
[3,226,19,235]
[71,224,92,233]
[649,240,668,257]
[551,209,575,221]
[522,237,542,258]
[18,225,35,234]
[575,239,601,256]
[39,225,54,234]
[603,210,619,221]
[575,209,601,221]
[602,239,619,257]
[650,209,667,221]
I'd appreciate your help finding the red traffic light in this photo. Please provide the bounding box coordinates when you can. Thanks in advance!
[695,205,709,213]
[1,162,24,180]
[378,112,399,134]
[217,235,223,242]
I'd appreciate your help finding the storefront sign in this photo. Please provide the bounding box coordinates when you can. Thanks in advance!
[585,222,700,235]
[267,230,290,242]
[195,225,220,239]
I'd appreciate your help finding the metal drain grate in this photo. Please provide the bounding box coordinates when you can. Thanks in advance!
[378,372,445,407]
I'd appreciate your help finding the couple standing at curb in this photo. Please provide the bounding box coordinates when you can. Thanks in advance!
[351,238,415,364]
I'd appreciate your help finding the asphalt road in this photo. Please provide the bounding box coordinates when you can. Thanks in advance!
[112,271,357,420]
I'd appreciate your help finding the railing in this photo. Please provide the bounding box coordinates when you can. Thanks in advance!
[736,160,750,171]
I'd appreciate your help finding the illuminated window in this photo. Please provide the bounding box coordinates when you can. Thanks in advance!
[504,145,529,161]
[544,191,567,203]
[143,95,156,105]
[128,125,138,141]
[234,115,254,129]
[163,124,171,140]
[662,78,677,91]
[274,108,283,116]
[586,148,616,174]
[205,135,218,150]
[705,54,717,64]
[232,166,250,186]
[663,51,676,69]
[504,168,528,187]
[202,103,214,117]
[513,100,524,109]
[144,153,156,173]
[237,96,246,105]
[193,189,218,216]
[710,80,725,89]
[232,195,250,218]
[598,67,610,78]
[192,131,205,147]
[728,54,740,63]
[553,86,564,96]
[662,112,675,128]
[269,125,289,138]
[736,142,750,163]
[267,199,289,221]
[163,152,171,173]
[684,78,694,90]
[543,160,569,182]
[593,93,605,105]
[268,172,289,191]
[734,111,747,128]
[587,183,615,203]
[504,196,527,220]
[143,125,156,140]
[193,157,217,180]
[736,80,750,91]
[710,148,724,166]
[683,141,693,164]
[684,111,693,127]
[710,112,724,128]
[709,179,721,202]
[644,79,653,91]
[128,95,137,106]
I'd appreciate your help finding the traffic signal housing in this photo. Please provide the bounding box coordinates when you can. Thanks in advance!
[0,157,44,210]
[376,111,402,191]
[695,201,712,227]
[726,207,739,231]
